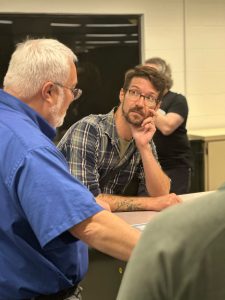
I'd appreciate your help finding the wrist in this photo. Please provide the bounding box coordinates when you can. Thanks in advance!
[136,142,152,153]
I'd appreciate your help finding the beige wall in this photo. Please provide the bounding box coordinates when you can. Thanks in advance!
[1,0,225,131]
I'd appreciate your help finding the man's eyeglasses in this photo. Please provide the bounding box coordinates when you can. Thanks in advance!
[54,82,82,100]
[126,88,158,107]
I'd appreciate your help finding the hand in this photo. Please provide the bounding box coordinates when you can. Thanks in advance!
[130,109,157,149]
[149,193,182,211]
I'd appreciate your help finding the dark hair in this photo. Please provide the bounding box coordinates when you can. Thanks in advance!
[123,65,166,102]
[145,57,173,90]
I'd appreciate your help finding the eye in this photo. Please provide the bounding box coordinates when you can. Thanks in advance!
[145,95,156,102]
[129,89,140,96]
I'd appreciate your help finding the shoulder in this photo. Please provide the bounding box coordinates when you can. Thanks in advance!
[62,114,103,140]
[118,188,225,299]
[3,117,56,153]
[72,112,112,133]
[165,91,187,103]
[143,189,225,250]
[162,91,188,116]
[71,109,115,136]
[58,111,114,150]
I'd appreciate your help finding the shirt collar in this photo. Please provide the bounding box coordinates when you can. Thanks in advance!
[0,89,56,140]
[103,107,120,145]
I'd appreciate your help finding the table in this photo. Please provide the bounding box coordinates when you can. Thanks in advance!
[115,191,215,227]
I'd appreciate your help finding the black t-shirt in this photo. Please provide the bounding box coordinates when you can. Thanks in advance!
[153,91,193,169]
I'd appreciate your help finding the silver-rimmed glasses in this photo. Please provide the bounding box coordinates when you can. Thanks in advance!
[54,82,82,100]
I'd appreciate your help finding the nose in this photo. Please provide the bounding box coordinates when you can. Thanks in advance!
[135,95,145,106]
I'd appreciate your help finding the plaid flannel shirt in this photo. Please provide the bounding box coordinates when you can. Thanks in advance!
[58,108,158,197]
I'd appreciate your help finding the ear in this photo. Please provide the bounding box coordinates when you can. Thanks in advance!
[119,88,125,103]
[41,81,55,105]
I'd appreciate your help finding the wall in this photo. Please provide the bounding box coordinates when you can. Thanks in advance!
[1,0,225,131]
[185,0,225,130]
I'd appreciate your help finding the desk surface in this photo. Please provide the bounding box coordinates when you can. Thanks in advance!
[188,128,225,141]
[115,191,215,226]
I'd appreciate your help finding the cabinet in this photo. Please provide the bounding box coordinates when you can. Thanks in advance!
[189,128,225,191]
[189,139,204,193]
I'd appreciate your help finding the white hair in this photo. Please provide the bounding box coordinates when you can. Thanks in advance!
[3,38,77,98]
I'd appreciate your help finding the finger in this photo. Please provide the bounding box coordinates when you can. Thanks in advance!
[141,117,154,127]
[142,120,156,130]
[147,108,157,117]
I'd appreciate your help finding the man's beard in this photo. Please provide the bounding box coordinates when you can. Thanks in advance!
[54,112,66,128]
[50,91,66,128]
[122,103,145,127]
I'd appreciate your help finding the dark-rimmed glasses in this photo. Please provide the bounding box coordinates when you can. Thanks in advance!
[126,88,158,107]
[54,82,82,100]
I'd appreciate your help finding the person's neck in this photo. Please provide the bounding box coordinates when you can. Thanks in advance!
[5,87,38,107]
[163,88,169,96]
[5,87,48,121]
[114,106,133,141]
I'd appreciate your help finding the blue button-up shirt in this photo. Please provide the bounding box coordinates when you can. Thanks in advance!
[0,89,103,299]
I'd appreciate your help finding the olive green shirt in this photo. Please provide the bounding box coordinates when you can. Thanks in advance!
[117,184,225,300]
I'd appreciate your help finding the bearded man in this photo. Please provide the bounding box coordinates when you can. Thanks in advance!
[58,65,181,212]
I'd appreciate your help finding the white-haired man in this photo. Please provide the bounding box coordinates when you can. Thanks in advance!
[0,38,140,299]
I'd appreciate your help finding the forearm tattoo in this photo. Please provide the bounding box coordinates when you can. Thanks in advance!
[115,198,143,212]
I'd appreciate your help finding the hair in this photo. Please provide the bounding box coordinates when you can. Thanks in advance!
[123,65,166,102]
[145,57,173,90]
[3,38,78,98]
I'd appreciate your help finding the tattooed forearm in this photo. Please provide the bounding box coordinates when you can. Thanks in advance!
[97,194,147,212]
[115,198,143,212]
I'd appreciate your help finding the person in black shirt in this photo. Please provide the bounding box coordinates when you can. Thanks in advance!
[145,57,193,194]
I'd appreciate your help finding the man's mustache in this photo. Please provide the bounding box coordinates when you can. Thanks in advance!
[128,108,145,117]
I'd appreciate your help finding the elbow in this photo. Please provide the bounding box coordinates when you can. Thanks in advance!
[159,126,174,136]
